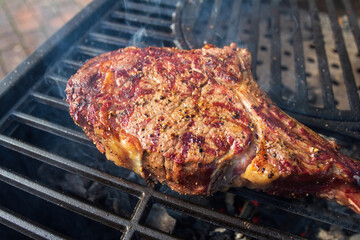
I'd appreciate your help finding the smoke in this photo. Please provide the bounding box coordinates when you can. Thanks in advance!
[129,28,148,47]
[123,0,166,47]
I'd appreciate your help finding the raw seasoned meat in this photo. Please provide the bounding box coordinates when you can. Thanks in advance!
[66,43,360,214]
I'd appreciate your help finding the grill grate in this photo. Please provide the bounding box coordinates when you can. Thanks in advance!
[0,0,359,239]
[174,0,360,139]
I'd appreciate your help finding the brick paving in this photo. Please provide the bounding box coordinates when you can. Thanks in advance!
[0,0,92,80]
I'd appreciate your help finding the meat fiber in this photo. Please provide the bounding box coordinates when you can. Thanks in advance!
[66,43,360,214]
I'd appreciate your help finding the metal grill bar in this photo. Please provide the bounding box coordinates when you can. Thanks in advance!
[0,138,178,239]
[248,0,260,75]
[112,11,172,27]
[0,134,302,240]
[289,111,360,139]
[0,206,68,240]
[76,45,107,57]
[231,188,360,233]
[31,92,69,111]
[224,0,242,44]
[151,190,304,240]
[88,32,130,48]
[130,223,179,240]
[101,21,174,42]
[154,0,178,7]
[45,75,68,85]
[308,0,336,111]
[122,2,175,17]
[342,0,360,52]
[0,134,144,195]
[128,0,177,9]
[0,167,177,240]
[204,0,222,44]
[188,0,206,48]
[121,194,152,240]
[63,59,84,69]
[0,167,128,230]
[11,111,91,145]
[325,0,360,112]
[235,1,248,46]
[290,0,308,111]
[270,0,282,100]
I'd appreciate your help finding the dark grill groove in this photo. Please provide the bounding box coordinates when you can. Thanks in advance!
[325,0,360,112]
[308,0,336,111]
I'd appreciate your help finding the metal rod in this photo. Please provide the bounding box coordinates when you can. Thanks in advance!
[77,45,107,57]
[235,1,249,47]
[121,193,174,240]
[132,224,181,240]
[269,0,282,100]
[63,59,83,69]
[88,32,130,47]
[0,136,187,240]
[88,30,166,49]
[325,0,360,113]
[121,2,174,17]
[288,111,360,140]
[150,188,304,240]
[248,0,261,76]
[152,0,178,8]
[101,21,174,42]
[45,74,68,85]
[204,0,223,45]
[224,0,243,45]
[31,92,69,111]
[0,167,128,231]
[11,111,92,146]
[144,0,178,8]
[290,0,308,112]
[186,0,206,48]
[121,194,149,240]
[342,0,360,53]
[112,11,172,27]
[0,134,144,196]
[0,206,69,240]
[308,0,336,111]
[231,188,360,233]
[130,193,151,225]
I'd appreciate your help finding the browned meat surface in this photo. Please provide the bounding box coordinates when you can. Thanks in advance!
[66,43,360,214]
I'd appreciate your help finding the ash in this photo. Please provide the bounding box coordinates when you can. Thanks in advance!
[318,226,346,240]
[145,204,176,234]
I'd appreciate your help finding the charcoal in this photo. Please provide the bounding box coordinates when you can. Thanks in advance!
[145,204,176,234]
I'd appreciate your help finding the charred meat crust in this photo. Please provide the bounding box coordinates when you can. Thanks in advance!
[66,44,253,194]
[66,44,360,214]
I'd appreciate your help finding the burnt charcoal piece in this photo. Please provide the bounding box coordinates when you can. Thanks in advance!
[66,44,360,214]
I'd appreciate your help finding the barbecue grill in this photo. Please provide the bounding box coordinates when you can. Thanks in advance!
[0,0,359,239]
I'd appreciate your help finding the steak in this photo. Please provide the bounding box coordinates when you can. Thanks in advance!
[66,43,360,214]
